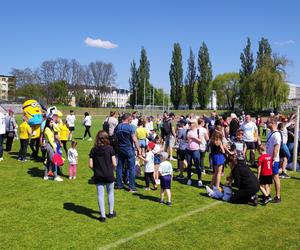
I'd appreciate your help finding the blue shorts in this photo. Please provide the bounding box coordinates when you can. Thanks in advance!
[212,154,225,166]
[272,161,280,175]
[138,139,147,148]
[154,155,161,165]
[160,175,171,189]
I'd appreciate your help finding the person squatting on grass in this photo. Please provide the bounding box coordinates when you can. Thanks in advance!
[227,155,260,206]
[18,116,32,161]
[159,152,173,207]
[138,141,158,190]
[89,130,117,223]
[68,140,78,180]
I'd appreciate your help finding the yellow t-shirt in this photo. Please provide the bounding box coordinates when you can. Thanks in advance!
[19,122,31,139]
[136,127,148,140]
[44,127,56,150]
[31,125,41,139]
[60,125,69,141]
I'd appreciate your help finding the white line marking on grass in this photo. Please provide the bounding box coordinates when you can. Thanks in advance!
[99,201,221,250]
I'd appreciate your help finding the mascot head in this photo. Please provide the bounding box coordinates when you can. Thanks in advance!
[22,100,43,126]
[46,106,63,119]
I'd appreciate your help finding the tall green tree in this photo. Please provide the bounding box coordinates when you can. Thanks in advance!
[169,43,183,109]
[138,47,151,106]
[128,60,139,108]
[185,48,196,109]
[239,37,254,82]
[212,73,240,109]
[239,37,254,110]
[198,42,212,109]
[256,37,272,69]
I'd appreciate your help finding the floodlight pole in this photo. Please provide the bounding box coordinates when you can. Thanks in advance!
[292,105,300,172]
[143,78,146,115]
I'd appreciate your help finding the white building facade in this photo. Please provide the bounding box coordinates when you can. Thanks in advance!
[82,87,130,108]
[0,75,16,101]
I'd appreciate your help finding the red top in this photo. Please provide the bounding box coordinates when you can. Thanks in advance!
[258,153,273,176]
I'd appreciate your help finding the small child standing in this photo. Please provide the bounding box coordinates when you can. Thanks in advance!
[232,129,247,163]
[158,152,173,206]
[18,116,31,161]
[139,142,157,190]
[68,141,78,179]
[257,144,273,204]
[152,135,162,184]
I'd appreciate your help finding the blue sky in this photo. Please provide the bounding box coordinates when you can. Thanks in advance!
[1,0,299,91]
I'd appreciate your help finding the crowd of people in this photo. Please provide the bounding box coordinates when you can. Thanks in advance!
[0,107,298,222]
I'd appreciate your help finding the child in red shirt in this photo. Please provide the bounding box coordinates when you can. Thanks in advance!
[257,145,273,204]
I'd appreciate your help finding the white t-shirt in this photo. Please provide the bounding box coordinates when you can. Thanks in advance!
[241,121,257,142]
[144,151,154,173]
[266,131,281,162]
[0,113,6,135]
[66,114,76,127]
[198,127,208,152]
[131,118,138,127]
[106,117,118,136]
[159,161,173,176]
[83,116,92,126]
[145,121,154,132]
[152,144,161,155]
[68,148,78,164]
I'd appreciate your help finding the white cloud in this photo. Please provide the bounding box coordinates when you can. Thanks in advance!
[84,37,118,49]
[275,40,295,47]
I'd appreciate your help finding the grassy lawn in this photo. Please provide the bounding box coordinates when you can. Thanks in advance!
[1,115,300,249]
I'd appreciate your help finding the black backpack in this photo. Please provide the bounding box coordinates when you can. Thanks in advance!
[103,117,110,133]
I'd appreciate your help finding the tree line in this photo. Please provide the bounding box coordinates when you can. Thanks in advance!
[132,37,289,111]
[11,58,117,107]
[128,47,169,108]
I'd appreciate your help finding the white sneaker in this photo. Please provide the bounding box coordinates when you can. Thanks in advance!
[156,179,160,185]
[88,138,92,141]
[198,180,203,187]
[202,169,206,175]
[206,186,214,197]
[73,176,76,179]
[43,176,48,180]
[69,176,72,180]
[0,157,3,161]
[54,176,63,182]
[187,179,192,186]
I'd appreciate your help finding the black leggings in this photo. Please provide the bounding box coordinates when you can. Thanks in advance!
[6,132,14,152]
[145,172,156,188]
[61,140,68,155]
[19,139,29,159]
[83,126,91,138]
[30,138,40,157]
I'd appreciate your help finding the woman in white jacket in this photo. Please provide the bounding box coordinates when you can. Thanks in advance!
[83,112,92,141]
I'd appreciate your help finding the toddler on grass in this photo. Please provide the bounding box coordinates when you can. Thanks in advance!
[159,152,173,207]
[68,141,78,179]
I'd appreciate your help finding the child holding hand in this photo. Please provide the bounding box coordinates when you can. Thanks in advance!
[138,142,157,190]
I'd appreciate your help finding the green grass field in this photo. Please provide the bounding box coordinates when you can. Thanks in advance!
[1,115,300,250]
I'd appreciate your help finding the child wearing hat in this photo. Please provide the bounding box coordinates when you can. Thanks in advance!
[159,152,173,206]
[139,141,157,190]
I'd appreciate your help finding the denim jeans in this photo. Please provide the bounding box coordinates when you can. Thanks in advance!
[96,182,114,218]
[186,149,202,180]
[116,148,136,190]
